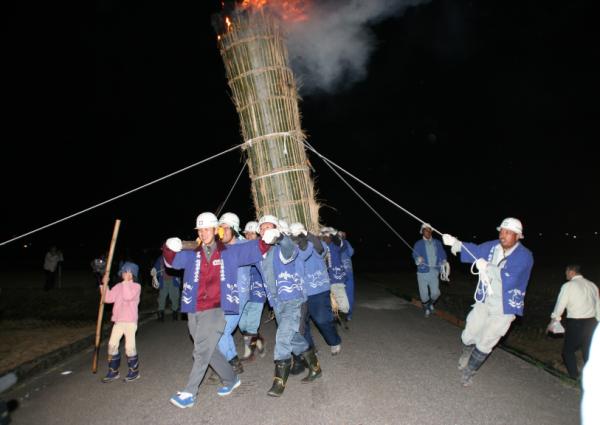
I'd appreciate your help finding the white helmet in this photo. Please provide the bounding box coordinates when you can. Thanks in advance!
[244,221,258,233]
[195,212,219,229]
[278,220,290,234]
[496,217,524,239]
[420,223,432,234]
[289,222,307,237]
[258,214,279,228]
[320,226,337,236]
[219,212,240,232]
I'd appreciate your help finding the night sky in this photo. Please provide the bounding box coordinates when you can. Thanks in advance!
[2,0,598,268]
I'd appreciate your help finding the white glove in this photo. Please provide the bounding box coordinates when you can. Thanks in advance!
[475,259,491,286]
[442,234,456,246]
[150,267,157,277]
[166,237,182,253]
[475,258,488,273]
[262,228,281,244]
[417,256,424,265]
[151,276,160,289]
[443,234,462,255]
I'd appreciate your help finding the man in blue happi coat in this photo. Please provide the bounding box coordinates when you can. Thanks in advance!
[443,217,533,386]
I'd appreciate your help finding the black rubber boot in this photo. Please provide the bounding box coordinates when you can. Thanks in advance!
[301,348,322,383]
[157,311,165,322]
[267,359,292,397]
[229,356,244,374]
[255,334,266,357]
[461,348,488,387]
[240,334,256,362]
[289,353,306,376]
[172,310,179,321]
[339,312,350,329]
[458,344,475,370]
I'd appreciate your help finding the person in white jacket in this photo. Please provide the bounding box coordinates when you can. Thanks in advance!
[547,264,600,379]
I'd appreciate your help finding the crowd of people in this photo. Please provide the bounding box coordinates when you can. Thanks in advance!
[93,211,355,405]
[87,213,598,422]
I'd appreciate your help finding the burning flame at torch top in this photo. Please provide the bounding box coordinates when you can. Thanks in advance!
[242,0,308,21]
[218,0,308,39]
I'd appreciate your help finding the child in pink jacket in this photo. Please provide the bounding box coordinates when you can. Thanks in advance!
[101,262,141,383]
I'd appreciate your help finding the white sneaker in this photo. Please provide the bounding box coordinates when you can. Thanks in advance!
[330,344,341,355]
[424,309,431,318]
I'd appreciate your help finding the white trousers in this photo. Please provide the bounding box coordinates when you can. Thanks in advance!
[461,302,515,354]
[108,322,138,357]
[330,283,350,313]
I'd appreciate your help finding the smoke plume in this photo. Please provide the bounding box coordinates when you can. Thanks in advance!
[284,0,429,94]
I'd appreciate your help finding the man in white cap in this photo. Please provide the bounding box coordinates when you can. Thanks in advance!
[442,217,534,386]
[320,226,351,326]
[238,220,268,361]
[255,215,322,397]
[162,212,262,408]
[412,223,448,317]
[215,212,246,374]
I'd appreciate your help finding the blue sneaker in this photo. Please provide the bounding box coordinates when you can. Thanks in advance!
[170,392,195,408]
[217,378,241,396]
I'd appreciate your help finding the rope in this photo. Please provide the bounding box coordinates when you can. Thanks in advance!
[312,143,414,252]
[303,141,478,263]
[311,143,445,270]
[216,162,247,217]
[0,143,245,247]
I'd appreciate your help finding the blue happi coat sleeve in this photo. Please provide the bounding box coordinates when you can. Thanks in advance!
[168,250,196,270]
[413,240,425,266]
[459,241,497,264]
[500,245,533,316]
[435,239,447,265]
[220,240,262,314]
[344,240,354,258]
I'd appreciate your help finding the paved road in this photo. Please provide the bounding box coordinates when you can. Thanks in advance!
[6,279,580,425]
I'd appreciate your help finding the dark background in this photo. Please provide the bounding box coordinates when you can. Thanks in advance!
[2,0,598,271]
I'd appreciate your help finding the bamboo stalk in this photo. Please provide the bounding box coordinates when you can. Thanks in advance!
[92,219,121,374]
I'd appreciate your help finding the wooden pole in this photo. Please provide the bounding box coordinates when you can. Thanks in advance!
[92,219,121,373]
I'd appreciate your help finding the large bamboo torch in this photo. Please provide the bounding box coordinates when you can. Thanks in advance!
[215,4,320,232]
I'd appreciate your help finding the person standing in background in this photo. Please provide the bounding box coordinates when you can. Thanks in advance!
[43,246,64,291]
[412,223,448,318]
[151,254,181,322]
